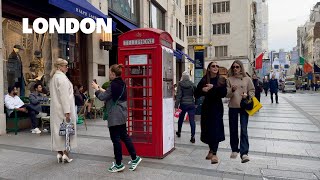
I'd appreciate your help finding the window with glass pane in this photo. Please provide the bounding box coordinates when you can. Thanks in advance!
[222,2,225,12]
[226,23,230,33]
[224,46,228,56]
[109,0,138,24]
[150,3,165,30]
[189,26,192,36]
[199,25,202,35]
[179,22,182,39]
[185,5,188,15]
[217,2,221,13]
[193,26,197,36]
[215,47,219,57]
[193,4,196,14]
[189,5,192,15]
[213,3,216,13]
[199,4,202,15]
[217,24,221,34]
[226,1,230,12]
[213,24,217,34]
[222,24,226,34]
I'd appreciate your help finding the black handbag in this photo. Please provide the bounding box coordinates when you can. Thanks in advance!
[240,97,254,110]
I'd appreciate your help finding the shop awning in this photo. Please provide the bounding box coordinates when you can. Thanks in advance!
[48,0,116,31]
[173,50,183,60]
[108,11,138,30]
[177,50,195,64]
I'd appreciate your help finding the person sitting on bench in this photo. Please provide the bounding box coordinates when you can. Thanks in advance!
[4,85,28,118]
[28,83,48,134]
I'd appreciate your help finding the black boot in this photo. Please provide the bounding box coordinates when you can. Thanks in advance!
[190,136,195,143]
[176,132,181,138]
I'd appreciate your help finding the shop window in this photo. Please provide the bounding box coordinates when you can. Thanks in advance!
[108,0,138,25]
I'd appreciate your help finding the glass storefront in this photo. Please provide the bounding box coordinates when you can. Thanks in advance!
[2,18,53,96]
[2,18,86,96]
[108,0,139,25]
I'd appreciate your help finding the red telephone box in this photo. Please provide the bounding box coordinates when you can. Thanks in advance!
[118,28,175,158]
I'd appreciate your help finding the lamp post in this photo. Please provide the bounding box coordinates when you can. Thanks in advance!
[100,31,112,50]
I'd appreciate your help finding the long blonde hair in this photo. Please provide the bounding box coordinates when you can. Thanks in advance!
[227,60,247,77]
[50,58,68,78]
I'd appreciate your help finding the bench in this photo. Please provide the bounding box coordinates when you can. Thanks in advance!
[5,108,30,135]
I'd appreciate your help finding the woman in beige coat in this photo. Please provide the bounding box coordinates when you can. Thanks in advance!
[226,60,255,163]
[50,58,77,163]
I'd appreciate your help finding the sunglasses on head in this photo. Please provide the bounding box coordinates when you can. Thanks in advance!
[211,65,219,68]
[232,65,240,69]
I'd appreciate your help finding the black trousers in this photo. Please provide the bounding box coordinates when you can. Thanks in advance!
[109,124,137,165]
[270,92,278,103]
[209,142,219,155]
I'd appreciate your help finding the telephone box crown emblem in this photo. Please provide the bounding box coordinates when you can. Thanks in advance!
[136,32,142,38]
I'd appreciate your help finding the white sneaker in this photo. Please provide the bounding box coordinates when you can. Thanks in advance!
[33,128,41,134]
[36,112,47,118]
[31,129,36,133]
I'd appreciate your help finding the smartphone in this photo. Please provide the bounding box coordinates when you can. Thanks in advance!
[93,79,97,83]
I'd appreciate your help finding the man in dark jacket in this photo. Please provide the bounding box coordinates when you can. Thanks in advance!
[175,71,196,143]
[28,83,48,133]
[269,74,279,103]
[252,74,263,102]
[263,78,269,96]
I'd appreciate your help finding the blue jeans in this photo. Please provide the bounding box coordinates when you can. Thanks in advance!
[177,104,196,137]
[228,108,249,157]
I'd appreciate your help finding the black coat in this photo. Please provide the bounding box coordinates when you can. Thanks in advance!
[195,76,227,144]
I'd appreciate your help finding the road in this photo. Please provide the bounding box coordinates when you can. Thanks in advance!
[0,91,320,180]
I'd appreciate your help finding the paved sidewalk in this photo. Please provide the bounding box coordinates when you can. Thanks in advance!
[0,93,320,180]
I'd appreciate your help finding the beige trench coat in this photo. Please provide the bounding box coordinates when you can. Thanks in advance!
[50,70,77,151]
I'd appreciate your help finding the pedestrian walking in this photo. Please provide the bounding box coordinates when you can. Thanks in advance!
[91,64,142,173]
[195,61,227,164]
[175,71,196,143]
[252,74,263,102]
[263,78,269,96]
[269,74,279,104]
[226,60,255,163]
[50,58,77,163]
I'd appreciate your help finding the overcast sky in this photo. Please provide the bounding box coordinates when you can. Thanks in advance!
[268,0,318,51]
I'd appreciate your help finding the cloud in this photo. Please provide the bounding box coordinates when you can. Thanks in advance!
[268,0,318,51]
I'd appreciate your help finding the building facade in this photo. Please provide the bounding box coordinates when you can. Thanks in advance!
[254,0,268,56]
[0,0,113,134]
[185,0,256,73]
[296,2,320,84]
[0,0,190,134]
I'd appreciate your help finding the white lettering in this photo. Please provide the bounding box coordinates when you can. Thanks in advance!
[96,18,112,33]
[33,18,48,34]
[66,18,79,34]
[123,38,155,46]
[22,18,112,34]
[22,18,32,34]
[49,18,65,33]
[80,18,95,34]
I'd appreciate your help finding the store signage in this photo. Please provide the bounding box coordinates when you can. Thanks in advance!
[194,45,205,50]
[123,38,155,46]
[22,18,112,34]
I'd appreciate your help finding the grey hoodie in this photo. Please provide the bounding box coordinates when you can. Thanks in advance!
[175,80,196,108]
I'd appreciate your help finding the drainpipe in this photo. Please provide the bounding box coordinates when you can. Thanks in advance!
[0,0,6,135]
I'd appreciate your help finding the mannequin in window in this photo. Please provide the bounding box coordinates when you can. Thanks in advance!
[26,50,45,93]
[7,45,25,96]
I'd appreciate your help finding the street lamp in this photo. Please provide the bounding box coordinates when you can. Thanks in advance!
[100,31,112,50]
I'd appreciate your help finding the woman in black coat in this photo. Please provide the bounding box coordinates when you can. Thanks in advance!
[195,61,227,164]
